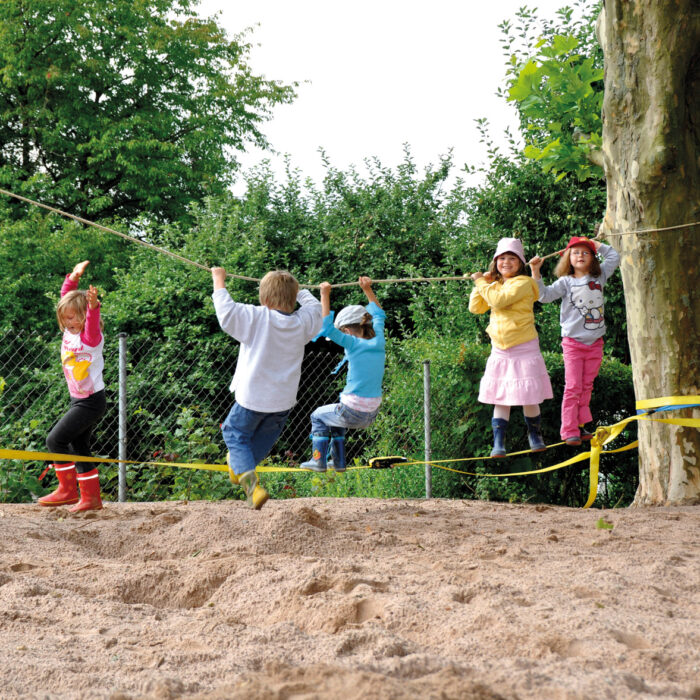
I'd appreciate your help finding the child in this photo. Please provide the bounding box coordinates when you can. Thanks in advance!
[301,276,386,472]
[212,267,323,509]
[40,260,106,511]
[529,235,620,445]
[469,238,553,457]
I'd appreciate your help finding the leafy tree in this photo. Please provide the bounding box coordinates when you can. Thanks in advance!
[502,0,699,504]
[0,0,295,223]
[500,1,605,180]
[597,0,700,504]
[0,206,130,335]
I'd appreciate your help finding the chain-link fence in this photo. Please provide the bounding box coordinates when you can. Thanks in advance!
[0,331,428,503]
[1,330,638,507]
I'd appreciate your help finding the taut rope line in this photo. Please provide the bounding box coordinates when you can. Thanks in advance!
[1,187,698,288]
[0,187,260,284]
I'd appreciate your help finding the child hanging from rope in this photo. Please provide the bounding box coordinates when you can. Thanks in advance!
[469,238,553,457]
[529,235,620,445]
[212,267,323,509]
[40,260,106,511]
[301,276,386,472]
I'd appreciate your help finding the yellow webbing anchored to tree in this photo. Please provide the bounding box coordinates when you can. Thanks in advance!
[1,397,698,508]
[0,448,229,473]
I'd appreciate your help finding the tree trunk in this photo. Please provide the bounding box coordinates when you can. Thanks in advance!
[597,0,700,504]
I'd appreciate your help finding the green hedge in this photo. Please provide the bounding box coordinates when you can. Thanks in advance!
[268,335,638,507]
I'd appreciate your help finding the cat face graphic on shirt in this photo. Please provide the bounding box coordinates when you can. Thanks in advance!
[570,280,604,330]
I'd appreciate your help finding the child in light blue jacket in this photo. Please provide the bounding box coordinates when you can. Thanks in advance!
[301,276,386,472]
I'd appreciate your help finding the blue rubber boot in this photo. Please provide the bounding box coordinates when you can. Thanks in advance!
[301,435,330,472]
[491,418,508,457]
[525,415,546,452]
[329,435,346,472]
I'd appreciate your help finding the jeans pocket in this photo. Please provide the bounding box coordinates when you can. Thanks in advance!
[336,404,377,429]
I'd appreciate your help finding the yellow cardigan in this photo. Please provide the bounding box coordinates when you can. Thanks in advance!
[468,275,539,349]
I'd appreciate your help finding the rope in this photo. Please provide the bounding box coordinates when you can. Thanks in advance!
[537,220,699,262]
[538,228,605,262]
[326,275,467,289]
[0,188,260,285]
[2,187,698,288]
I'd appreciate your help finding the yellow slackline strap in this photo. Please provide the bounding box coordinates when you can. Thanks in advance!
[636,395,700,411]
[0,448,229,474]
[400,441,566,467]
[2,397,697,508]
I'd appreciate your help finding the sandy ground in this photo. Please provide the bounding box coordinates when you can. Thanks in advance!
[0,498,698,700]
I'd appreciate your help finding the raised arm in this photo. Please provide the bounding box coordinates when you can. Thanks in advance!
[211,266,227,291]
[82,285,103,346]
[597,242,621,281]
[320,281,331,318]
[62,259,90,297]
[468,284,490,314]
[359,276,381,308]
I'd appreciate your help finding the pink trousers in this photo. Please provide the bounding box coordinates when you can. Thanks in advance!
[561,337,603,439]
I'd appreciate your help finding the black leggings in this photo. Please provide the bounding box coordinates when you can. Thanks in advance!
[46,390,106,474]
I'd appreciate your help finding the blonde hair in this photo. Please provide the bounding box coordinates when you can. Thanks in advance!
[340,313,376,339]
[259,270,299,313]
[57,291,86,332]
[56,290,104,332]
[554,249,602,278]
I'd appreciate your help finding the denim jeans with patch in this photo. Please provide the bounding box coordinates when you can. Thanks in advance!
[310,402,378,438]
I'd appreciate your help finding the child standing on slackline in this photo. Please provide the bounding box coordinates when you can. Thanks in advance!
[40,260,106,511]
[469,238,553,457]
[212,267,322,509]
[301,276,385,472]
[529,235,620,445]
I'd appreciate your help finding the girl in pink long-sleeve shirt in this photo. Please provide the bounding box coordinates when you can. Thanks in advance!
[39,260,106,512]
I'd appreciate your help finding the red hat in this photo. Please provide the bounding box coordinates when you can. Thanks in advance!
[562,236,597,257]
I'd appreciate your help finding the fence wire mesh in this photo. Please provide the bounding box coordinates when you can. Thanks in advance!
[0,331,426,503]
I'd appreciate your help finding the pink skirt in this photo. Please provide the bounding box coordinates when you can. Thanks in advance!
[478,338,553,406]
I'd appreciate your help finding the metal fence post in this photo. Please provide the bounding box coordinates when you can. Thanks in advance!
[423,359,432,499]
[118,333,127,502]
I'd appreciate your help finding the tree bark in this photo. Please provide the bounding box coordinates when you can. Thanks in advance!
[597,1,700,504]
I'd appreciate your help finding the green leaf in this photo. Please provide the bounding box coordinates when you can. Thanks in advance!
[551,34,579,56]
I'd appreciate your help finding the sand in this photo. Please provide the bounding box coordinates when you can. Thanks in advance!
[0,498,698,700]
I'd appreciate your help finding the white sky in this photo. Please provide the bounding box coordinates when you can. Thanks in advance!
[196,0,572,193]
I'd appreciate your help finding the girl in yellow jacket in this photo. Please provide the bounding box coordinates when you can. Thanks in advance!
[469,238,553,456]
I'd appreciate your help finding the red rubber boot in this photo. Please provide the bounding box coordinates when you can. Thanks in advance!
[68,469,103,512]
[38,463,79,507]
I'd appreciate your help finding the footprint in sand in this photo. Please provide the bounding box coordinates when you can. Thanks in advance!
[9,562,38,572]
[610,629,652,650]
[354,597,384,623]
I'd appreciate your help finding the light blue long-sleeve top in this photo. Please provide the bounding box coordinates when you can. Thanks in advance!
[319,301,386,398]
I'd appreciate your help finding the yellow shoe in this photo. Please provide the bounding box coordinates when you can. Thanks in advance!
[250,484,269,510]
[226,453,239,485]
[238,470,269,510]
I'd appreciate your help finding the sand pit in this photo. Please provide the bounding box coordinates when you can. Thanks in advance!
[0,498,698,699]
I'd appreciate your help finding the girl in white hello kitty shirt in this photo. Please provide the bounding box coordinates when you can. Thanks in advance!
[529,236,620,446]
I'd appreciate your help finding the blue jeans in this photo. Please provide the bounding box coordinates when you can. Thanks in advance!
[222,402,290,475]
[310,402,378,438]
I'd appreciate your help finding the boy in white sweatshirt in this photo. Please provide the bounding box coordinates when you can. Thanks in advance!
[212,267,323,509]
